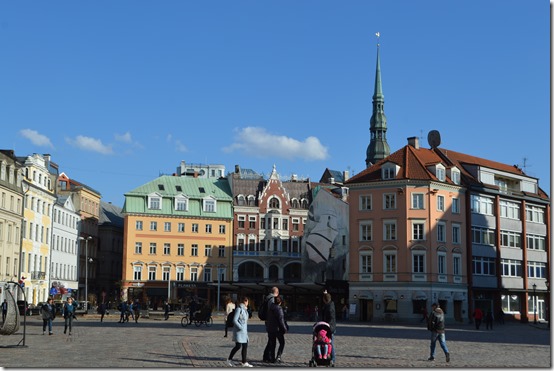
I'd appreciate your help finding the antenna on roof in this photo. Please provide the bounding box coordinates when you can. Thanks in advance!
[519,157,531,173]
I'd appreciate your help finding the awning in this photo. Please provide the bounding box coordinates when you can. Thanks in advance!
[412,291,427,300]
[358,291,374,300]
[439,292,452,300]
[453,292,465,301]
[383,291,397,300]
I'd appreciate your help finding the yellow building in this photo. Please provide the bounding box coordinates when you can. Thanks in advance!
[121,175,234,309]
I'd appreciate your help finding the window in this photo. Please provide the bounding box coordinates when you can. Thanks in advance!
[190,267,198,281]
[360,221,372,241]
[150,221,157,231]
[437,222,446,242]
[292,218,300,232]
[164,222,171,232]
[177,244,184,256]
[500,201,520,220]
[238,216,245,228]
[451,170,460,185]
[501,259,522,277]
[249,216,256,229]
[203,267,212,282]
[148,196,161,210]
[527,261,546,278]
[471,195,494,215]
[175,197,188,211]
[178,223,185,232]
[472,256,496,276]
[412,253,425,273]
[501,294,520,314]
[269,197,280,209]
[148,266,156,280]
[203,198,216,212]
[453,255,461,276]
[438,253,446,275]
[135,242,142,254]
[452,224,461,244]
[191,244,198,256]
[411,194,424,209]
[163,243,171,255]
[192,223,199,233]
[472,227,495,245]
[452,198,460,214]
[133,266,142,280]
[360,195,372,211]
[218,245,225,258]
[135,221,143,230]
[206,224,212,233]
[219,224,226,234]
[383,194,396,210]
[412,222,425,240]
[360,252,372,274]
[204,245,212,257]
[527,234,546,251]
[162,266,170,281]
[436,166,445,181]
[176,267,184,281]
[382,167,395,179]
[149,243,157,254]
[383,220,396,240]
[526,205,545,223]
[437,195,445,211]
[384,252,397,273]
[500,230,521,248]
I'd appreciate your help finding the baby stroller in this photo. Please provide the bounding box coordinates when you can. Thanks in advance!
[308,321,333,367]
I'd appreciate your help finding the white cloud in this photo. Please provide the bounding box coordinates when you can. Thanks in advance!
[223,127,329,161]
[66,135,113,155]
[19,129,54,148]
[175,139,187,153]
[114,132,133,143]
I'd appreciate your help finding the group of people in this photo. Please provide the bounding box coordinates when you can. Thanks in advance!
[118,299,141,323]
[223,288,337,367]
[39,296,77,336]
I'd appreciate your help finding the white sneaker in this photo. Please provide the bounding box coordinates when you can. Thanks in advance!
[226,359,234,367]
[241,362,253,367]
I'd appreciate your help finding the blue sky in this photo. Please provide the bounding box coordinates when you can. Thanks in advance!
[0,1,550,207]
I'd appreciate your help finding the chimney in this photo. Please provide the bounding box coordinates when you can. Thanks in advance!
[407,137,419,149]
[343,170,350,182]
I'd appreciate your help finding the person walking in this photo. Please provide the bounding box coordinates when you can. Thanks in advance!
[226,296,253,367]
[224,297,236,338]
[164,301,170,320]
[40,297,56,335]
[98,302,106,322]
[485,310,494,330]
[63,297,76,335]
[273,296,288,363]
[473,307,483,330]
[321,291,337,366]
[118,300,128,323]
[427,303,450,362]
[133,299,141,323]
[1,299,7,323]
[262,286,279,363]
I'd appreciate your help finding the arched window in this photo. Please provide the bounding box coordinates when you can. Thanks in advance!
[238,261,263,282]
[269,197,280,209]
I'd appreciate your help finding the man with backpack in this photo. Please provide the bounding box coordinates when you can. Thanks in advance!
[427,303,450,362]
[261,286,279,363]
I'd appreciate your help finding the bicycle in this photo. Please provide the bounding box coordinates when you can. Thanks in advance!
[180,313,190,327]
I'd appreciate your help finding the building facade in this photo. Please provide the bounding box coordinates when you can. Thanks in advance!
[121,175,234,309]
[97,201,124,305]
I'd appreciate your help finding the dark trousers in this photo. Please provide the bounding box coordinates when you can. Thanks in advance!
[64,316,74,333]
[276,331,285,357]
[475,318,482,329]
[264,331,278,362]
[229,342,248,363]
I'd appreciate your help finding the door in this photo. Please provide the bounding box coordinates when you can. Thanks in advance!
[453,300,462,322]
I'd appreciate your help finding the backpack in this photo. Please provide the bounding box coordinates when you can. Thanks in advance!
[226,308,236,328]
[258,298,269,321]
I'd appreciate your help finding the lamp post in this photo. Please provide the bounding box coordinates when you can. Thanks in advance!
[217,264,224,311]
[533,283,537,324]
[79,236,92,312]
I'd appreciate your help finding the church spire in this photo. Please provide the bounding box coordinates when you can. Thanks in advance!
[365,32,390,167]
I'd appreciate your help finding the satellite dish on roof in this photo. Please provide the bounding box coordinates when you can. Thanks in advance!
[428,130,441,149]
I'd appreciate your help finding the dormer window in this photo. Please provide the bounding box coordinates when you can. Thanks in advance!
[451,169,460,184]
[148,194,162,210]
[381,162,399,180]
[435,164,446,181]
[203,198,216,212]
[175,195,188,211]
[269,197,280,209]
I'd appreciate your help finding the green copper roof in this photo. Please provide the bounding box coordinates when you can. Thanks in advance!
[122,175,233,219]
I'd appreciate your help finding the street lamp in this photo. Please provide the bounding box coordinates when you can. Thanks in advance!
[79,236,92,312]
[533,283,537,324]
[217,264,225,311]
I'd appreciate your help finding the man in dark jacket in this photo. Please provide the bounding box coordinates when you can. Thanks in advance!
[427,303,450,362]
[321,291,336,366]
[262,286,279,363]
